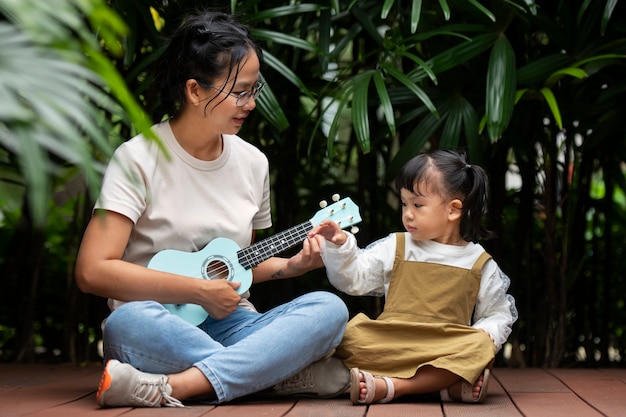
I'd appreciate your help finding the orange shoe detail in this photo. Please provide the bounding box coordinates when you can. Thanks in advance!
[96,361,113,404]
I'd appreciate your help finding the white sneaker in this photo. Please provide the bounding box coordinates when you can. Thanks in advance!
[266,356,350,398]
[96,359,184,408]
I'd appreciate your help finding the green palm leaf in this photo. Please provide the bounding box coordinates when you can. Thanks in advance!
[351,72,374,154]
[466,0,496,21]
[601,0,618,35]
[251,29,318,52]
[410,0,423,34]
[0,0,152,226]
[439,106,463,150]
[408,32,498,81]
[486,35,516,142]
[545,68,588,87]
[516,53,572,85]
[440,97,478,150]
[381,0,395,19]
[539,87,563,129]
[326,93,351,159]
[373,71,396,138]
[383,63,439,118]
[255,85,290,134]
[437,0,451,20]
[244,4,324,22]
[0,27,113,224]
[262,50,314,99]
[350,4,384,46]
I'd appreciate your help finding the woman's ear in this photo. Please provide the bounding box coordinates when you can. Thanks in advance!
[448,199,463,221]
[185,79,205,106]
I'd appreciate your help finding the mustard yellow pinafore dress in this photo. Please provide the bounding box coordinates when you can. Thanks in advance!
[335,233,496,384]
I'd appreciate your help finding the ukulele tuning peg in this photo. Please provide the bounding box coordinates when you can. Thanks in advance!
[351,226,359,234]
[319,200,328,208]
[332,193,340,202]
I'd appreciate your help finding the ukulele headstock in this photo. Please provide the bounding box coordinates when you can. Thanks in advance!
[312,194,361,233]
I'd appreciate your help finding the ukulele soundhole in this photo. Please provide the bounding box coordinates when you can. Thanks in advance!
[201,256,233,281]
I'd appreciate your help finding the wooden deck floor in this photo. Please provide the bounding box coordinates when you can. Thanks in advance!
[0,363,625,417]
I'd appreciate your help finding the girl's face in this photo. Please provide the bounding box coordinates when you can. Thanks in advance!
[400,184,459,244]
[197,50,261,135]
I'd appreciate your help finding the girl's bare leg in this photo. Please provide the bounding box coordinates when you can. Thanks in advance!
[357,365,483,402]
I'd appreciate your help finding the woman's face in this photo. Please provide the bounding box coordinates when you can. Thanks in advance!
[197,50,261,135]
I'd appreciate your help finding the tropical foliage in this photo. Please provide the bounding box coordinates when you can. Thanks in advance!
[0,0,625,368]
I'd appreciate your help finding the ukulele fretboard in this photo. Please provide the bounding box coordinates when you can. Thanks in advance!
[237,221,313,269]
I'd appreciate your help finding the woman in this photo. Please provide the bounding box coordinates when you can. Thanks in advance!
[75,10,348,408]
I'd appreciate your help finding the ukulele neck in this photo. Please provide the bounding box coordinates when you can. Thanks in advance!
[237,221,312,269]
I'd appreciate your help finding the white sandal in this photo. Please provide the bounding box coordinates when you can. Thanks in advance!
[440,369,491,403]
[349,368,395,405]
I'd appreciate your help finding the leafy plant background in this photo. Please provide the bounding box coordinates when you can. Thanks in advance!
[0,0,625,368]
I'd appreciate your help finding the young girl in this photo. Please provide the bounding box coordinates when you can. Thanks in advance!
[309,150,517,405]
[75,11,349,408]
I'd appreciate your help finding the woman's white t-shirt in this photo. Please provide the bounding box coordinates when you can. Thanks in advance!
[95,120,271,311]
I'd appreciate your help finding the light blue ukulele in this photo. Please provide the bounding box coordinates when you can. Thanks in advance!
[147,195,361,325]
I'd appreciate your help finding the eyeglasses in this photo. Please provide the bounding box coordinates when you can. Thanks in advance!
[202,80,265,107]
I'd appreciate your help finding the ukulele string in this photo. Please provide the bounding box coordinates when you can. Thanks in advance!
[238,222,313,269]
[202,204,353,280]
[201,226,310,280]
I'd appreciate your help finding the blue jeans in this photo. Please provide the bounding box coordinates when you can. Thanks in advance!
[102,291,348,403]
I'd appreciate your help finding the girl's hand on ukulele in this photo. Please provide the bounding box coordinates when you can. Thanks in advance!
[309,220,347,245]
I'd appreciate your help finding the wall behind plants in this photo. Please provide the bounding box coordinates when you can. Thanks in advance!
[0,0,625,368]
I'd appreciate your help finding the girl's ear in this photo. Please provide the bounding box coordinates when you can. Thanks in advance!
[448,198,463,221]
